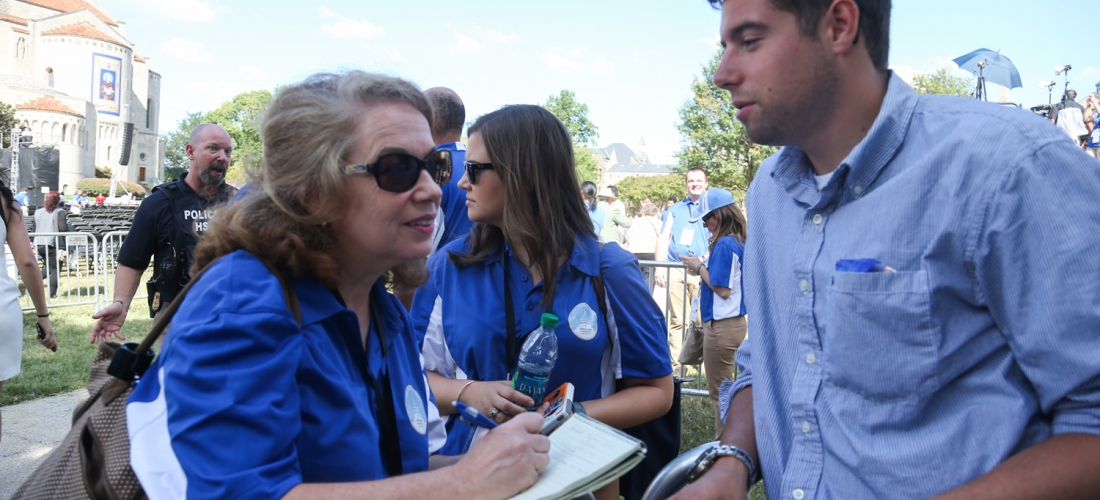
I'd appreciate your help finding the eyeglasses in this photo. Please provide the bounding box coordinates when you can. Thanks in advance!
[464,161,495,184]
[341,148,452,193]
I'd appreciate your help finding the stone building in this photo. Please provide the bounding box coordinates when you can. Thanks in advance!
[0,0,163,192]
[591,141,674,187]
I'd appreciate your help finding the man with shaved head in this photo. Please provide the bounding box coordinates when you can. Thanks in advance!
[424,87,473,250]
[91,124,237,341]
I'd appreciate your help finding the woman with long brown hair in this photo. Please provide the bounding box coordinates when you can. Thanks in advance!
[680,188,747,434]
[125,71,549,499]
[410,104,672,499]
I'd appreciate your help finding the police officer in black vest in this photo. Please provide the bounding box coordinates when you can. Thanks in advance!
[91,124,236,343]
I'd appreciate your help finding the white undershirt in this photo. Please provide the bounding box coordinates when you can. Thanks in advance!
[814,171,835,190]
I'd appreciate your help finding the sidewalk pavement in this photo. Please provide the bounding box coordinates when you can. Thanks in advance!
[0,389,88,499]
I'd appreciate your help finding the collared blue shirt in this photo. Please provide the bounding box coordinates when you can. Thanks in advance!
[661,198,709,262]
[726,73,1100,499]
[435,141,473,248]
[701,235,745,322]
[128,251,445,498]
[411,235,671,454]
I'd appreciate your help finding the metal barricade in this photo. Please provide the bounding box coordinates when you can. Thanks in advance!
[20,232,100,310]
[100,231,154,309]
[638,260,708,398]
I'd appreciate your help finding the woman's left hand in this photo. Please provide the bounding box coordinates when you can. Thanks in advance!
[462,381,536,424]
[36,316,57,351]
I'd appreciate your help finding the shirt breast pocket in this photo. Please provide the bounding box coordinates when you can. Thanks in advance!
[823,270,939,402]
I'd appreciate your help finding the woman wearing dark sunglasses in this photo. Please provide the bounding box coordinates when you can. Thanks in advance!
[410,104,673,500]
[125,72,549,500]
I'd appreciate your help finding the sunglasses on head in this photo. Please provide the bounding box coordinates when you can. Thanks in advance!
[341,148,452,193]
[464,161,494,184]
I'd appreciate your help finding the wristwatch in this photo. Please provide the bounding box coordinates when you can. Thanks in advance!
[687,444,758,489]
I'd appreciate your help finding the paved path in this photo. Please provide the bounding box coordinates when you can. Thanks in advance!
[0,389,88,499]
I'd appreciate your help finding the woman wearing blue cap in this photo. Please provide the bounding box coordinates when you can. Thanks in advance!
[679,188,747,435]
[410,104,672,500]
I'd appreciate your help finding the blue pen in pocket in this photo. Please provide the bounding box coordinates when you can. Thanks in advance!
[836,258,895,273]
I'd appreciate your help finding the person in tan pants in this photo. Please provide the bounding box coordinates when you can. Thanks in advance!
[680,188,747,434]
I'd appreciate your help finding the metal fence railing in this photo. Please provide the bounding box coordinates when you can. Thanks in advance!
[9,231,152,312]
[639,260,708,398]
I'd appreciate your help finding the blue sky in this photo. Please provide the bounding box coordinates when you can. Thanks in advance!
[98,0,1096,164]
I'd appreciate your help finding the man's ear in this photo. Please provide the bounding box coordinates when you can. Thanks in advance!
[185,143,195,161]
[822,0,861,56]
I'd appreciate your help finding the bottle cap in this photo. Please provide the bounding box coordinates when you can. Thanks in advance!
[540,313,559,329]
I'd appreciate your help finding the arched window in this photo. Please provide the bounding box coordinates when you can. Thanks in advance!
[107,146,112,161]
[51,122,59,142]
[16,38,25,59]
[146,99,153,128]
[62,124,67,142]
[45,67,54,87]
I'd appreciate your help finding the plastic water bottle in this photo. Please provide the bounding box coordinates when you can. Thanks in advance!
[511,313,559,410]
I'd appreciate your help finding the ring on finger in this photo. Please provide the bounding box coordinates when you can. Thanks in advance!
[488,407,500,419]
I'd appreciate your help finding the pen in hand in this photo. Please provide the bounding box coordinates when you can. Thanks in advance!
[453,401,498,429]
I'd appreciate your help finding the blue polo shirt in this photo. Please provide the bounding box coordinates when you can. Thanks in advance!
[701,235,746,322]
[435,141,473,248]
[661,198,709,262]
[410,235,671,454]
[127,250,445,498]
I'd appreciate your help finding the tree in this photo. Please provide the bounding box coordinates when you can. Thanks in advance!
[543,90,601,182]
[912,68,974,98]
[675,48,778,193]
[161,111,204,182]
[0,101,17,148]
[616,174,687,216]
[158,89,274,185]
[574,145,598,183]
[204,89,273,183]
[544,90,599,146]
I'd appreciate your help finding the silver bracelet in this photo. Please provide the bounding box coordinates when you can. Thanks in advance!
[454,380,475,404]
[688,444,759,489]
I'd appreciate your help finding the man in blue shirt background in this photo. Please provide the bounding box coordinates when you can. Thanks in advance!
[675,0,1100,499]
[425,87,473,251]
[14,188,28,207]
[655,167,709,373]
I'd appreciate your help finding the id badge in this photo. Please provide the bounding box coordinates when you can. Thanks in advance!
[678,228,695,246]
[1091,128,1100,144]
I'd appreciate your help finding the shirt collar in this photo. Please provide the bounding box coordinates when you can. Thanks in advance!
[438,141,466,152]
[291,274,381,326]
[485,234,601,277]
[771,71,918,209]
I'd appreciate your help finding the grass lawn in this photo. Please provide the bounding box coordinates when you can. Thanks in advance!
[3,301,766,498]
[1,301,153,406]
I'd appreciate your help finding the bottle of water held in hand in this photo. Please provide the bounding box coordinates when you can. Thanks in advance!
[512,313,560,410]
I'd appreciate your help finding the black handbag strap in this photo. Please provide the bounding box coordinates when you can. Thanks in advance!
[504,259,518,379]
[131,257,301,358]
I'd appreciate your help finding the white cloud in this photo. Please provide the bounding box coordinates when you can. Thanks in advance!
[238,65,267,80]
[542,52,582,71]
[319,6,384,38]
[1081,66,1100,79]
[160,38,211,63]
[147,0,221,22]
[699,34,720,47]
[484,30,520,44]
[447,34,485,54]
[890,65,918,85]
[541,51,611,76]
[185,79,247,97]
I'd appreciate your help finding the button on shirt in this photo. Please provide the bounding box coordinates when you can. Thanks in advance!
[661,198,709,262]
[726,73,1100,499]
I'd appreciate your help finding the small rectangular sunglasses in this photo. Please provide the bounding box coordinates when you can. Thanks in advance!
[464,161,494,184]
[341,148,452,192]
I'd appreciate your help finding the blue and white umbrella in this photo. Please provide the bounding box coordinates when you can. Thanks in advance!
[952,48,1022,89]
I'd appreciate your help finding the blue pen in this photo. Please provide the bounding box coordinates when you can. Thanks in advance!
[453,401,498,429]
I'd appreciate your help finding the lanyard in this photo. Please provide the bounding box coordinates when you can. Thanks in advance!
[340,296,403,477]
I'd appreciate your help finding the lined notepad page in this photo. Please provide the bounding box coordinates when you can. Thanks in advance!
[510,414,641,500]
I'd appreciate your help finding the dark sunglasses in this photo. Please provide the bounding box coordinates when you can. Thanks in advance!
[341,148,452,192]
[464,161,495,184]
